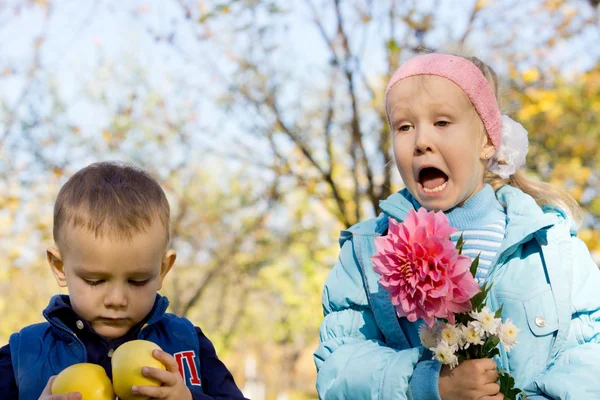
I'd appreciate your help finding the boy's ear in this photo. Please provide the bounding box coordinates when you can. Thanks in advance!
[157,250,176,290]
[47,246,67,287]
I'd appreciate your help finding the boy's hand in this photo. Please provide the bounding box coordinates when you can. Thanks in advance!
[131,349,192,400]
[439,359,503,400]
[38,376,82,400]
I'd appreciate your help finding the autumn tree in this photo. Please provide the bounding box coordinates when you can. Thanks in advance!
[1,1,599,398]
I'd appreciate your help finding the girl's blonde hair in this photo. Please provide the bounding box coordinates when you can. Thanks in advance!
[466,56,583,224]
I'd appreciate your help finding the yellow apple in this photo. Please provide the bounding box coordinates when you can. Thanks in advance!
[51,363,114,400]
[111,340,166,400]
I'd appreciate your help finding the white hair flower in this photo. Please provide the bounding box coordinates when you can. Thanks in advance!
[488,115,529,179]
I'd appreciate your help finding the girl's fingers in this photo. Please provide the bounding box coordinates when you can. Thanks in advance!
[479,395,504,400]
[482,382,501,396]
[152,349,180,374]
[142,366,179,387]
[483,369,499,384]
[480,358,498,371]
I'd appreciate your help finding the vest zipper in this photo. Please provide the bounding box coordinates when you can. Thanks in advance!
[47,319,88,361]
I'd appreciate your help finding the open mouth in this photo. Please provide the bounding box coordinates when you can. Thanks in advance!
[418,167,448,193]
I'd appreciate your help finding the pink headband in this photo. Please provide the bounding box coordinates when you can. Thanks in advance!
[385,53,502,150]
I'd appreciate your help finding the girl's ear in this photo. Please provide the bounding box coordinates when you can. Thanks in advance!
[480,135,496,161]
[47,246,67,287]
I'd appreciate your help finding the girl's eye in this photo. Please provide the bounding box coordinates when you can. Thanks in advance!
[398,124,412,132]
[435,121,449,127]
[84,279,104,286]
[129,279,150,287]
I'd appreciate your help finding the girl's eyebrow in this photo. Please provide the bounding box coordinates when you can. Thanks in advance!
[428,102,459,113]
[388,105,413,121]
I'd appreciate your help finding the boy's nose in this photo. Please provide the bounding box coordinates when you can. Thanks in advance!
[104,285,128,309]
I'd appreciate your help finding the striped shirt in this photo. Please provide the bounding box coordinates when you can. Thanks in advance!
[407,184,507,283]
[450,220,506,283]
[445,185,507,283]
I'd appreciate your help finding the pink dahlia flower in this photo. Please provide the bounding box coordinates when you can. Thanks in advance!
[371,208,480,326]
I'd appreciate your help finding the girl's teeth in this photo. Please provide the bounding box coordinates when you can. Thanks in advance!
[423,181,447,193]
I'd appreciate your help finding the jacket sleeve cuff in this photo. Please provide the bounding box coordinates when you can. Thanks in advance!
[408,360,442,400]
[189,387,248,400]
[189,387,217,400]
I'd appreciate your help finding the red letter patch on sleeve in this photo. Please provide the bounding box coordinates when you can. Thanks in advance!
[174,350,201,386]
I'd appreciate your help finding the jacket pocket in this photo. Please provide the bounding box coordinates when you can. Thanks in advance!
[524,289,559,337]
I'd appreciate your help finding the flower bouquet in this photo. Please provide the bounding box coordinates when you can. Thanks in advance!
[371,208,526,400]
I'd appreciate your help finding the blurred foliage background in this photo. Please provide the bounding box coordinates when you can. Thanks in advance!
[0,0,599,398]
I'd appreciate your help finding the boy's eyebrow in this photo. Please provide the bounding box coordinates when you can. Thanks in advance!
[127,270,157,278]
[71,264,157,277]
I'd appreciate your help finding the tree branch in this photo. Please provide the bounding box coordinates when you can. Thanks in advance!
[179,178,280,316]
[334,0,377,220]
[457,1,482,49]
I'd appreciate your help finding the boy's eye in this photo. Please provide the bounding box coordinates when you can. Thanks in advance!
[83,279,104,286]
[129,279,150,287]
[435,121,449,127]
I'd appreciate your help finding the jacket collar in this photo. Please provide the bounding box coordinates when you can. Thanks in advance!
[43,293,170,338]
[378,188,415,223]
[379,185,560,261]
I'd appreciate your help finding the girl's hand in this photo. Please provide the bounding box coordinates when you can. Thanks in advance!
[38,376,82,400]
[439,359,501,400]
[131,349,193,400]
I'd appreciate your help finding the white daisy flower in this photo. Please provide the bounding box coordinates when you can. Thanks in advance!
[462,322,485,349]
[419,323,441,349]
[440,323,462,347]
[499,318,520,351]
[470,306,501,336]
[431,340,459,369]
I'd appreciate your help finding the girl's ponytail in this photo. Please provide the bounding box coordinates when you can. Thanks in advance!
[486,170,583,225]
[468,56,583,225]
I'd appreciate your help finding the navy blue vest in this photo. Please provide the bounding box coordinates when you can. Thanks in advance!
[9,295,204,400]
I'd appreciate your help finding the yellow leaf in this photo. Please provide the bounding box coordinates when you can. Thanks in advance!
[475,0,489,11]
[5,196,19,212]
[8,248,20,261]
[522,68,540,83]
[545,0,562,12]
[517,104,539,121]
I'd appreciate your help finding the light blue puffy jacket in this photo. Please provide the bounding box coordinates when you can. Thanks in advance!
[314,185,600,399]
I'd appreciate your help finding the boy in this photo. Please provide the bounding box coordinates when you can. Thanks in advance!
[0,162,247,400]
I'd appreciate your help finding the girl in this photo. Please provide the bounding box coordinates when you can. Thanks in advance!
[314,53,600,400]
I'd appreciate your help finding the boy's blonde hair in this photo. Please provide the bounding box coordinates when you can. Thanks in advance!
[466,56,583,223]
[53,162,171,248]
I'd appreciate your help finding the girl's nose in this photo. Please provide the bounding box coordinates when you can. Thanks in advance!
[414,128,434,155]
